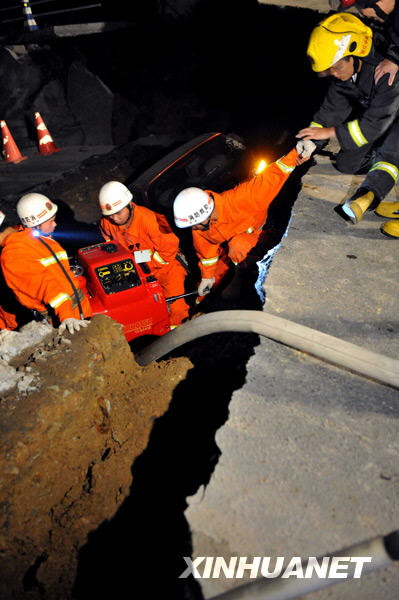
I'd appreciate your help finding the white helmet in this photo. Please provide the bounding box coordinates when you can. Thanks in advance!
[17,193,58,228]
[173,187,214,229]
[99,181,133,216]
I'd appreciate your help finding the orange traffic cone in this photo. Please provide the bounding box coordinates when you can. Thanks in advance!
[1,120,27,164]
[34,112,60,156]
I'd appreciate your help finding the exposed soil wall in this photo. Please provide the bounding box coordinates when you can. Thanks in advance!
[0,315,191,600]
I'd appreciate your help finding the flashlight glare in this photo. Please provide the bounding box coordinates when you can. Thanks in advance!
[255,159,267,174]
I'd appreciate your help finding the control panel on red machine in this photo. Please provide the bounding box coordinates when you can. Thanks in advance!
[95,256,141,294]
[79,242,141,294]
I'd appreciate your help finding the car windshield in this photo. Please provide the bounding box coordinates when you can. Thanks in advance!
[145,134,245,213]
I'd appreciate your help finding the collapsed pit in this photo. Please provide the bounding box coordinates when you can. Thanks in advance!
[0,314,262,600]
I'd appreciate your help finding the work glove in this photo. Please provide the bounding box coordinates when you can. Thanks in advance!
[296,139,316,159]
[198,277,215,296]
[59,318,89,335]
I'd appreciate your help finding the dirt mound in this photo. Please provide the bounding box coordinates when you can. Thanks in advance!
[0,315,191,599]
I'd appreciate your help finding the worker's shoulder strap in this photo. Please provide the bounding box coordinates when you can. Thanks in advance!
[35,235,84,320]
[99,223,113,241]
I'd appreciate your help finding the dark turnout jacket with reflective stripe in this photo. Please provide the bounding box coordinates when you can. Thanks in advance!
[311,52,399,152]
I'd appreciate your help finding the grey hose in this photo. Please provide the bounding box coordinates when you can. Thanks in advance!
[135,310,399,389]
[207,531,399,600]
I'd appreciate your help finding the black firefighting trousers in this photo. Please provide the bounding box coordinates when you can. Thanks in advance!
[334,121,399,202]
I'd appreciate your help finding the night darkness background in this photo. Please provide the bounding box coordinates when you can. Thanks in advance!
[0,2,335,599]
[1,0,330,161]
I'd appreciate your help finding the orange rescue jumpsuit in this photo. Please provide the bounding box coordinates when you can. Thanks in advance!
[193,149,298,282]
[0,227,17,330]
[0,259,17,330]
[0,306,17,330]
[1,228,92,324]
[100,205,189,327]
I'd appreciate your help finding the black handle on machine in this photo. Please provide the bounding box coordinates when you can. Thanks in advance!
[165,290,198,303]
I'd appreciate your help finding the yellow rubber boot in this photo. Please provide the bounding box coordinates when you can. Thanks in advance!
[381,220,399,238]
[342,190,375,224]
[375,200,399,219]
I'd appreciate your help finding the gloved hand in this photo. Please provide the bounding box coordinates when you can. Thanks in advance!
[59,318,89,335]
[198,277,215,296]
[296,139,317,158]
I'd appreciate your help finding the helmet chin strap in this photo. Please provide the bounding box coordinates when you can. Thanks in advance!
[119,203,134,226]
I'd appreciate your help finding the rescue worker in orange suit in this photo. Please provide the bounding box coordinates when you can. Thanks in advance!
[98,181,189,328]
[0,209,19,330]
[172,148,299,299]
[1,193,92,334]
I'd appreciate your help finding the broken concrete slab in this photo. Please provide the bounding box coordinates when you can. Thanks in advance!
[265,151,399,358]
[33,79,85,146]
[184,149,399,600]
[258,0,330,12]
[0,321,53,364]
[0,363,19,395]
[0,145,115,201]
[67,61,114,145]
[0,321,55,395]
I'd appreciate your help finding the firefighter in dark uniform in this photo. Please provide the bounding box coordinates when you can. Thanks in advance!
[295,12,399,237]
[329,1,399,234]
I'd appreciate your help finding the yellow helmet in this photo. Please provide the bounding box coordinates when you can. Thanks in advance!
[307,12,373,72]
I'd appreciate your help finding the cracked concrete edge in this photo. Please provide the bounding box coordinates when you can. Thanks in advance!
[258,0,330,13]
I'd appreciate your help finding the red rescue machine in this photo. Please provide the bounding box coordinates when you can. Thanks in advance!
[76,241,171,342]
